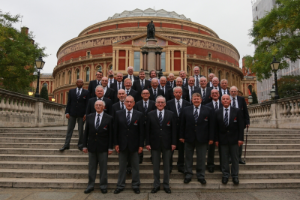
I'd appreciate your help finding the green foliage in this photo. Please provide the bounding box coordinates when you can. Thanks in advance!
[0,10,46,94]
[40,85,48,100]
[277,75,300,98]
[245,0,300,81]
[251,90,258,104]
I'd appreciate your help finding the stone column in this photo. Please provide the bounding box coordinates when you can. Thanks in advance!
[112,50,116,71]
[171,50,174,71]
[125,49,128,68]
[116,50,119,71]
[103,61,107,76]
[181,50,183,71]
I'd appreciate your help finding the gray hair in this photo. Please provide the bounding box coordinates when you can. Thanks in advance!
[151,78,158,83]
[212,77,219,82]
[94,100,106,107]
[230,86,238,91]
[173,86,182,92]
[176,77,183,82]
[193,66,200,71]
[95,85,104,91]
[160,76,167,81]
[155,95,166,103]
[200,77,207,81]
[127,66,134,72]
[220,79,228,84]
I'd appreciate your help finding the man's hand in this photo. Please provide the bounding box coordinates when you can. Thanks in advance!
[246,124,250,128]
[83,148,88,153]
[146,145,151,151]
[83,115,86,122]
[115,145,120,153]
[138,147,143,154]
[238,140,244,147]
[108,150,113,155]
[66,114,70,119]
[179,138,185,143]
[208,140,213,145]
[215,142,219,147]
[171,145,176,151]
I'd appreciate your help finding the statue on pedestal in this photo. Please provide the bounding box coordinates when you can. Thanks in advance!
[147,21,155,39]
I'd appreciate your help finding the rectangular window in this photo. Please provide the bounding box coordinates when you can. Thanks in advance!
[161,52,166,72]
[134,52,140,71]
[60,93,63,104]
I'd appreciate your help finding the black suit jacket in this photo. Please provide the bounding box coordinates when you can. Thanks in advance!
[159,85,171,96]
[185,86,201,102]
[125,89,138,102]
[166,87,189,102]
[148,87,164,101]
[112,101,123,119]
[182,78,188,87]
[86,97,112,116]
[114,109,144,152]
[200,87,212,105]
[215,107,244,145]
[110,81,125,100]
[236,96,250,128]
[145,109,177,150]
[123,75,139,81]
[134,100,156,124]
[83,112,113,152]
[180,105,214,144]
[219,88,230,100]
[88,80,102,98]
[104,87,115,103]
[166,81,176,88]
[205,100,223,111]
[65,88,90,117]
[132,79,151,102]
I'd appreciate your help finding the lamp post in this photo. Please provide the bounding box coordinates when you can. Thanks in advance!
[34,55,45,98]
[158,69,163,79]
[248,95,253,104]
[270,56,280,100]
[270,87,276,99]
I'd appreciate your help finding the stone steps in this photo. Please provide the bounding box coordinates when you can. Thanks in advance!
[1,178,300,189]
[1,169,300,179]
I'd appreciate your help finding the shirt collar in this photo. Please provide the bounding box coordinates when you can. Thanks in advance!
[194,105,201,110]
[143,99,149,104]
[223,106,230,111]
[126,108,133,113]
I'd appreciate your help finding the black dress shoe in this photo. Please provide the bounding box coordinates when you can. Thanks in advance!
[84,188,94,194]
[101,189,107,194]
[114,188,123,194]
[222,177,228,184]
[232,177,239,185]
[164,188,171,193]
[126,169,132,175]
[78,147,83,151]
[178,169,184,173]
[59,146,69,151]
[184,178,191,183]
[133,188,140,194]
[239,160,245,164]
[151,187,160,193]
[208,167,214,173]
[198,178,206,184]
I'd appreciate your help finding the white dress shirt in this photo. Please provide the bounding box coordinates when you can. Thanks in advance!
[127,74,135,84]
[143,99,149,109]
[175,98,182,116]
[126,109,133,122]
[117,81,123,90]
[193,105,201,116]
[76,88,82,96]
[213,86,219,90]
[188,86,194,100]
[152,87,158,94]
[119,101,125,109]
[213,100,220,109]
[140,79,145,87]
[103,86,107,95]
[94,112,103,128]
[194,75,200,86]
[125,89,131,95]
[230,96,239,108]
[160,85,166,94]
[209,82,213,87]
[201,87,207,96]
[108,78,114,88]
[157,109,165,120]
[223,106,230,125]
[221,89,228,95]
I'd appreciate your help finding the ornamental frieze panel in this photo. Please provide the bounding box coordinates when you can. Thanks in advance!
[164,36,239,61]
[57,35,135,59]
[133,37,166,46]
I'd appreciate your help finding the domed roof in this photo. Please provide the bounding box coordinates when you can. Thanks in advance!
[107,8,192,21]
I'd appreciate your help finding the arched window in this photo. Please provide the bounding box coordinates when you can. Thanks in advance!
[62,72,65,85]
[58,75,60,87]
[87,51,91,58]
[68,71,71,84]
[226,72,229,81]
[86,68,90,82]
[208,53,212,60]
[218,70,222,80]
[76,69,80,80]
[208,68,213,74]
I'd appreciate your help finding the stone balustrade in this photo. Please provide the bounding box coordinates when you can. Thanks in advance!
[248,95,300,129]
[0,89,67,127]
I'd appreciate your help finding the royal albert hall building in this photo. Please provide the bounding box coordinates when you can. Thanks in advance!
[39,8,253,104]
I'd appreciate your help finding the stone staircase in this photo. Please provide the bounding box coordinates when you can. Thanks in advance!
[0,128,300,189]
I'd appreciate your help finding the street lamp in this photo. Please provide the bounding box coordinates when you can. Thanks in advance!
[270,87,276,99]
[270,56,280,100]
[34,55,45,97]
[158,69,163,79]
[248,95,253,104]
[51,98,56,102]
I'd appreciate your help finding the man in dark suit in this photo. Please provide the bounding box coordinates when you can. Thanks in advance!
[211,77,221,92]
[86,86,112,116]
[166,73,176,89]
[83,100,113,194]
[88,71,103,98]
[166,77,189,102]
[193,66,203,87]
[114,96,144,194]
[230,86,250,164]
[220,79,230,98]
[112,89,126,118]
[108,69,115,88]
[124,78,138,102]
[148,78,164,101]
[100,76,115,103]
[159,76,170,96]
[132,70,151,102]
[166,87,190,173]
[206,73,215,88]
[149,70,160,84]
[205,89,223,173]
[111,72,125,101]
[186,76,201,103]
[199,77,212,105]
[60,79,90,151]
[180,93,214,185]
[123,66,139,84]
[146,96,177,194]
[134,89,156,164]
[179,70,188,87]
[215,94,244,185]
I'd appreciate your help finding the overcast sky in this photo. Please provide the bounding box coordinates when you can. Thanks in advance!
[2,0,255,73]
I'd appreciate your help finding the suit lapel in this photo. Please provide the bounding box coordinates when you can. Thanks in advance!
[229,107,235,127]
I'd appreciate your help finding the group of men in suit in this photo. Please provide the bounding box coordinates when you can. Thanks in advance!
[59,66,250,194]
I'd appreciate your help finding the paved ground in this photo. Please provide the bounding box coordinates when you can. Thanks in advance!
[0,188,299,200]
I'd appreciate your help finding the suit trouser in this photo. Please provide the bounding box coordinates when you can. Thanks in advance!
[220,144,239,178]
[152,146,171,189]
[64,116,84,148]
[86,151,108,190]
[176,141,185,170]
[117,148,140,189]
[207,143,222,169]
[185,141,207,179]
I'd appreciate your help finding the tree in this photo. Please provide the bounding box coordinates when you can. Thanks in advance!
[0,10,46,94]
[277,75,300,98]
[40,85,49,101]
[244,0,300,81]
[251,90,258,104]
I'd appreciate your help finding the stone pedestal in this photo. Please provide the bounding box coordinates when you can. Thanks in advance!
[141,39,163,73]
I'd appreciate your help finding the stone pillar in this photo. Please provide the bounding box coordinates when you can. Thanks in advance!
[112,50,116,71]
[116,50,119,71]
[181,50,183,71]
[171,50,174,71]
[125,49,128,68]
[147,51,156,72]
[103,61,107,76]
